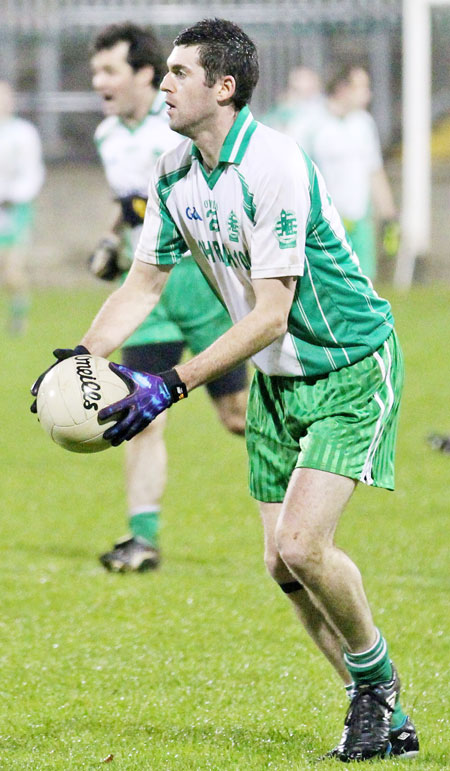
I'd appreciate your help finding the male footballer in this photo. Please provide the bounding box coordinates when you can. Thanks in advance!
[32,18,418,761]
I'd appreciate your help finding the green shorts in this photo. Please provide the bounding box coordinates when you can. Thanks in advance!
[246,330,404,502]
[343,213,376,280]
[123,257,233,351]
[0,203,34,248]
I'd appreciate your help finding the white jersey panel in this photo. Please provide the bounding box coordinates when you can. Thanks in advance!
[95,114,180,200]
[136,124,310,376]
[311,109,383,221]
[0,117,44,204]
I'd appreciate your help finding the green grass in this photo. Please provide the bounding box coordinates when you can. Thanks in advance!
[0,284,449,769]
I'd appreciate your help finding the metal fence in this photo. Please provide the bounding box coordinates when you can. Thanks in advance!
[0,0,406,160]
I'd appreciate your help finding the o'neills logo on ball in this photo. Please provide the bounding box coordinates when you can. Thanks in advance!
[74,355,102,411]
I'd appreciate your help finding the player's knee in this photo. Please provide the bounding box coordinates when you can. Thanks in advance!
[214,392,247,435]
[221,412,246,436]
[264,548,292,583]
[275,526,325,585]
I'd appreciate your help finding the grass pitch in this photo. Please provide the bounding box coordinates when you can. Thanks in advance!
[0,284,449,770]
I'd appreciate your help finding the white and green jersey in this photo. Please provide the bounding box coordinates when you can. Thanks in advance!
[94,91,180,248]
[0,116,44,205]
[136,106,393,377]
[310,108,383,221]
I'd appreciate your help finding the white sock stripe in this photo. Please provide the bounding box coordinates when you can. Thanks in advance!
[344,639,388,670]
[344,628,381,659]
[129,506,160,517]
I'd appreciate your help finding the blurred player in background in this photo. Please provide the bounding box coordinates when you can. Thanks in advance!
[263,65,326,155]
[89,22,247,573]
[305,65,399,280]
[0,81,45,334]
[33,18,418,761]
[262,65,325,140]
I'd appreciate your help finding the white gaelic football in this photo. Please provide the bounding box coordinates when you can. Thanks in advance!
[36,354,130,453]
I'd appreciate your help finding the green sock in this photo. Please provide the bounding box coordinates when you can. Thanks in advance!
[11,295,30,320]
[129,510,160,548]
[344,629,392,685]
[343,630,408,730]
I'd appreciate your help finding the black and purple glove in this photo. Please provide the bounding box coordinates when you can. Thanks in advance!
[30,345,90,413]
[99,363,187,446]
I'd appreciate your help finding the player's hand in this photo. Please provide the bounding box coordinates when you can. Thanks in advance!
[99,363,187,446]
[87,235,122,281]
[381,219,401,259]
[30,345,90,413]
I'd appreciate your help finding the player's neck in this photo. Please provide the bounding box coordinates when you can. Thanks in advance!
[193,106,239,171]
[122,87,158,128]
[328,97,352,118]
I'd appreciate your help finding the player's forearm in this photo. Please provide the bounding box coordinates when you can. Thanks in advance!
[81,259,171,357]
[176,277,295,391]
[371,168,397,220]
[177,306,287,391]
[80,283,153,357]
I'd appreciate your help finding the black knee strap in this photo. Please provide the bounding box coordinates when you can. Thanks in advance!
[279,580,303,594]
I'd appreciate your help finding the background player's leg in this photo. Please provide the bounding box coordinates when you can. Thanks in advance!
[206,363,248,437]
[211,390,247,436]
[99,341,184,573]
[4,244,30,335]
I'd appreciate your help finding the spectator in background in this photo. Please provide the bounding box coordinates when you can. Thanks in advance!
[306,65,399,280]
[0,81,45,334]
[263,65,325,144]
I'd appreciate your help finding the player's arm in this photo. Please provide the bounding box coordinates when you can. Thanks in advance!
[371,167,396,221]
[99,275,297,446]
[177,275,296,390]
[87,209,124,281]
[30,258,171,412]
[371,167,401,259]
[81,257,171,357]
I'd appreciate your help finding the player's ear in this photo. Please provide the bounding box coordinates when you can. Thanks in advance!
[217,75,236,105]
[137,65,155,89]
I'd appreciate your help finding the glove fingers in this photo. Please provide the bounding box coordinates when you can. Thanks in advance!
[102,404,137,442]
[98,394,134,424]
[102,407,150,446]
[30,399,38,414]
[120,414,150,443]
[108,362,137,392]
[31,373,45,396]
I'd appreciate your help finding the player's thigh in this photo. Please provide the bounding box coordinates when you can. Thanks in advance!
[280,467,356,547]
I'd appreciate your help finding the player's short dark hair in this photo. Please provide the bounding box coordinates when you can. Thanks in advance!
[173,18,259,110]
[92,22,166,88]
[325,63,367,97]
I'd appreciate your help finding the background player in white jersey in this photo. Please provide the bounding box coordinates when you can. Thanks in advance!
[89,23,248,572]
[0,81,45,334]
[307,65,399,280]
[32,19,418,761]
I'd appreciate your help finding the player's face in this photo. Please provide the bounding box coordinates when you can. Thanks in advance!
[348,69,372,111]
[161,45,221,138]
[91,41,149,120]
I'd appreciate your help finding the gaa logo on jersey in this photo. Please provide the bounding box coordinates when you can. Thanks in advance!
[275,209,297,249]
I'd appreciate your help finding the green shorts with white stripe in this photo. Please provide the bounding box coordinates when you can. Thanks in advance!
[246,330,404,502]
